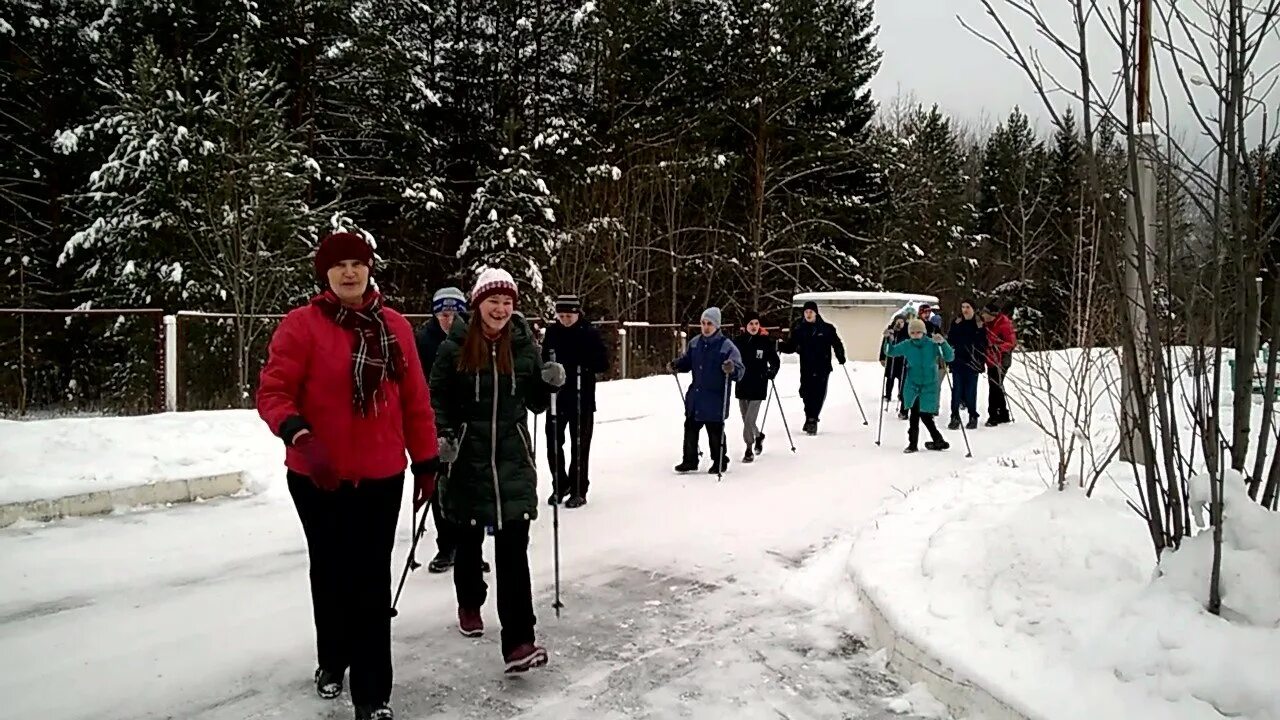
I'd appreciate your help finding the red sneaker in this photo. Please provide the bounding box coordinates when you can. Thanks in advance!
[504,643,549,673]
[457,607,484,637]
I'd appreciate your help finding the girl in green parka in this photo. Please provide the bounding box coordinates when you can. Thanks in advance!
[429,268,566,674]
[883,318,954,453]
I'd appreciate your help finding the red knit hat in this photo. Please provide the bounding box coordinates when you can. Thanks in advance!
[314,231,374,283]
[470,268,519,306]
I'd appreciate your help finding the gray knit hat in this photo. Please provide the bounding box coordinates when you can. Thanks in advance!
[701,307,722,329]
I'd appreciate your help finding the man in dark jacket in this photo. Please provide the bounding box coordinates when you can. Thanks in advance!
[415,286,483,574]
[779,301,846,435]
[732,311,780,463]
[417,287,467,371]
[946,299,987,430]
[671,307,745,474]
[541,294,609,508]
[879,314,910,418]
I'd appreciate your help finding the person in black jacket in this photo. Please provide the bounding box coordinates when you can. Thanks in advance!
[946,299,988,430]
[779,301,847,435]
[879,314,910,418]
[732,312,780,463]
[541,294,609,508]
[416,286,486,575]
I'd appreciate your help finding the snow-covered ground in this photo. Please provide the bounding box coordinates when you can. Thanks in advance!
[8,352,1271,720]
[0,360,1014,720]
[852,353,1280,720]
[0,412,277,504]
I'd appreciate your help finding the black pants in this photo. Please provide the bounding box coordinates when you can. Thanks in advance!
[682,417,727,465]
[883,360,905,402]
[546,410,595,499]
[288,472,403,707]
[454,520,535,656]
[988,365,1010,423]
[799,371,831,421]
[908,400,944,448]
[430,483,455,555]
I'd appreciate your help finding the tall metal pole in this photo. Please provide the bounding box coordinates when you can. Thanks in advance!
[1137,0,1153,124]
[1120,0,1158,464]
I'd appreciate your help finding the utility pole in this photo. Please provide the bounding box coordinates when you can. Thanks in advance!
[1120,0,1158,464]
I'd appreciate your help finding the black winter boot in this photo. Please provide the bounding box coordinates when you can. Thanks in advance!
[754,432,765,453]
[948,414,961,430]
[427,549,454,574]
[354,702,394,720]
[674,460,699,473]
[903,445,918,454]
[565,495,587,509]
[314,668,343,700]
[966,415,979,430]
[925,440,951,451]
[743,448,754,463]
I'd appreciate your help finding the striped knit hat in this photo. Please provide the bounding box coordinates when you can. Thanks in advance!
[555,294,581,313]
[432,286,467,314]
[470,268,519,306]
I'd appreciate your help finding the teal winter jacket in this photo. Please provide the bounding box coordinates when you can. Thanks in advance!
[883,337,954,415]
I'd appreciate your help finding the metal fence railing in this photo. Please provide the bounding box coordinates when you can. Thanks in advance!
[1,308,790,417]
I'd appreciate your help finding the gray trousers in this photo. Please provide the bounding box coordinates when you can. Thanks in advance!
[739,399,764,446]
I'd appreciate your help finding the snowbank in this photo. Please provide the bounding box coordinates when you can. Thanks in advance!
[852,454,1280,720]
[0,411,278,504]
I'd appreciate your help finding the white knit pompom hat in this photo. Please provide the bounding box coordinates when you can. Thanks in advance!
[470,267,519,305]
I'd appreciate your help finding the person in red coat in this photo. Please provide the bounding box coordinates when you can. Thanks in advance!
[257,231,438,720]
[980,301,1018,427]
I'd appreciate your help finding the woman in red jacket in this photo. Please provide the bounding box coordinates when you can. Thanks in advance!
[980,301,1018,427]
[257,231,438,720]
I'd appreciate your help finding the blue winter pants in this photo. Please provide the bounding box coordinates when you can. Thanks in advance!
[950,368,981,419]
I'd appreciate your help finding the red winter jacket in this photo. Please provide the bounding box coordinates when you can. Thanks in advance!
[256,299,438,483]
[984,313,1017,368]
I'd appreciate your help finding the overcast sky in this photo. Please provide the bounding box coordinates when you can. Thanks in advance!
[870,0,1280,147]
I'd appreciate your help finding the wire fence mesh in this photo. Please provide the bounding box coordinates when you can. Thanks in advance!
[0,309,164,417]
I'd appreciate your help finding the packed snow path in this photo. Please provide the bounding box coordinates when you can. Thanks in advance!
[0,362,1044,719]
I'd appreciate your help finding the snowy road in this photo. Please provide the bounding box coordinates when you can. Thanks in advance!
[0,363,1039,719]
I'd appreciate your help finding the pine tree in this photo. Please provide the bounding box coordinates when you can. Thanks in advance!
[711,0,882,311]
[871,104,978,297]
[977,108,1053,342]
[458,147,561,315]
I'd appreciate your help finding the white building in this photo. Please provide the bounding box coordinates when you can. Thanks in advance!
[792,291,940,362]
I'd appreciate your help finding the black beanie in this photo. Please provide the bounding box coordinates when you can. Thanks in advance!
[744,310,762,325]
[984,301,1001,314]
[802,301,819,313]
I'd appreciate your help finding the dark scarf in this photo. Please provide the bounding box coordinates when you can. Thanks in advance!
[313,290,404,416]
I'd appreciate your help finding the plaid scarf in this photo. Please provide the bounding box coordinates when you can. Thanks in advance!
[313,290,404,416]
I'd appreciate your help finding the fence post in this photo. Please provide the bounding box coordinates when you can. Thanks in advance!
[619,327,628,380]
[164,315,178,412]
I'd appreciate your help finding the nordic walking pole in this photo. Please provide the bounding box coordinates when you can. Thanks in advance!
[769,378,796,452]
[719,372,731,482]
[938,341,972,458]
[877,333,897,446]
[760,381,773,428]
[390,495,431,618]
[841,365,870,425]
[549,351,565,617]
[574,367,583,499]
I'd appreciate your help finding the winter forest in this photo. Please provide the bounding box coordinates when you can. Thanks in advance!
[2,0,1279,414]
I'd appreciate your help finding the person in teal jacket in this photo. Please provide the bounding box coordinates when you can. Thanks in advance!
[883,318,954,453]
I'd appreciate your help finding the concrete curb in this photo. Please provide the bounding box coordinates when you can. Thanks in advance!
[854,579,1034,720]
[0,472,245,528]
